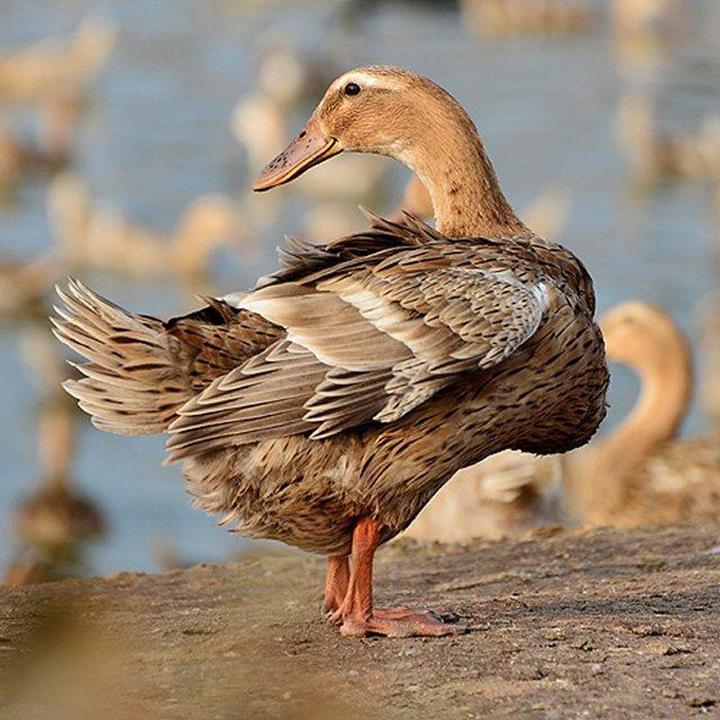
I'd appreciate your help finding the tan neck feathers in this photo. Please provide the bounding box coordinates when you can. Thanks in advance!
[400,91,527,238]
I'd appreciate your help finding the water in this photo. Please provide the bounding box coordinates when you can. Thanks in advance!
[1,0,719,575]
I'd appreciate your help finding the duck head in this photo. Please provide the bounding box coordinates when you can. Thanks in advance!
[252,65,525,238]
[252,66,445,191]
[599,300,692,446]
[600,301,690,374]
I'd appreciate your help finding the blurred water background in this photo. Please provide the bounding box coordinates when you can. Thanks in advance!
[1,0,719,576]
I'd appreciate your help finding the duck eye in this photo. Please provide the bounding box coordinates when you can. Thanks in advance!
[344,82,361,97]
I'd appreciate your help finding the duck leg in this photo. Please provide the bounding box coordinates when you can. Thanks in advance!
[322,554,350,616]
[336,517,463,638]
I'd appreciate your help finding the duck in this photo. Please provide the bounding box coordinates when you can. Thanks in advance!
[13,400,105,551]
[0,14,116,105]
[47,174,245,282]
[563,301,720,526]
[460,0,597,37]
[615,93,720,187]
[54,66,608,638]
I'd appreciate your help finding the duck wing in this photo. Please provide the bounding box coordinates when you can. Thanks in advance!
[166,232,548,461]
[53,280,282,435]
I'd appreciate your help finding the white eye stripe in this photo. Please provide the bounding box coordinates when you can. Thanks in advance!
[334,71,395,92]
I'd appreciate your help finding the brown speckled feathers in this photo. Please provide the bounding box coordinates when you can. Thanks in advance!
[165,214,559,458]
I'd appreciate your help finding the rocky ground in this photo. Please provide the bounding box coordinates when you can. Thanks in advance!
[1,523,719,719]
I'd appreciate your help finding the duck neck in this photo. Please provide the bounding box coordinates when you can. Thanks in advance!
[401,114,528,238]
[602,355,690,466]
[570,335,692,522]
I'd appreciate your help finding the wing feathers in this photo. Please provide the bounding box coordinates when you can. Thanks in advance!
[168,238,547,458]
[53,280,185,435]
[54,279,281,436]
[55,217,554,461]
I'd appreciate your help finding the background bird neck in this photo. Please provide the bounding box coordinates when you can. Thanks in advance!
[564,333,692,523]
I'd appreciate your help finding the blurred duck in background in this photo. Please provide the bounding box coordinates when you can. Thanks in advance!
[406,302,719,541]
[232,44,418,245]
[47,174,246,283]
[615,92,720,187]
[516,187,572,242]
[230,91,286,177]
[5,322,104,589]
[299,175,432,245]
[233,90,391,240]
[612,0,683,63]
[0,14,116,105]
[227,42,337,172]
[612,0,680,38]
[2,548,55,586]
[392,174,434,220]
[299,173,433,245]
[14,401,104,549]
[565,301,720,526]
[5,399,104,586]
[17,321,82,404]
[232,91,391,207]
[460,0,597,37]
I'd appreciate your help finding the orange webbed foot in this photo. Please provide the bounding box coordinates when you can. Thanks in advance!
[340,607,465,638]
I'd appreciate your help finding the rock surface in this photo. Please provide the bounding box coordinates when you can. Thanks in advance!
[1,523,720,719]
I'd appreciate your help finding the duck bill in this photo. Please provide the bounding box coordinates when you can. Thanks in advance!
[252,117,343,192]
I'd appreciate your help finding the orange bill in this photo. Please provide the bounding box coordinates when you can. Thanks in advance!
[253,116,343,192]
